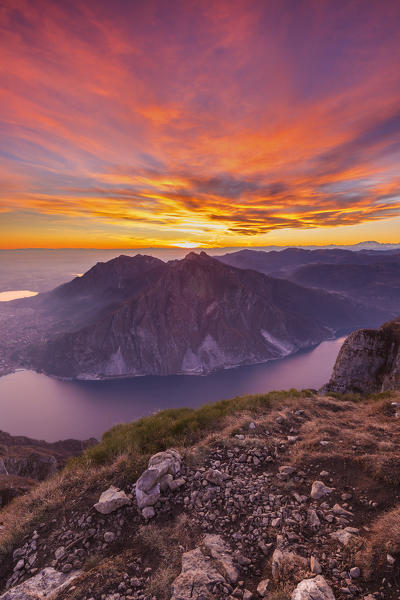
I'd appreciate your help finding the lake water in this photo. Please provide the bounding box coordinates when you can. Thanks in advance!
[0,290,38,301]
[0,337,344,442]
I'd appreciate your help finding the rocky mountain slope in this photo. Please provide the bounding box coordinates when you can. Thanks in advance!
[1,390,400,599]
[0,431,96,508]
[324,319,400,394]
[24,252,379,379]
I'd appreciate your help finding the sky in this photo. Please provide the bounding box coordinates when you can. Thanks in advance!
[1,0,400,249]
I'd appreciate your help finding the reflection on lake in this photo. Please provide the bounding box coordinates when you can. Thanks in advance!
[0,290,38,301]
[0,337,344,441]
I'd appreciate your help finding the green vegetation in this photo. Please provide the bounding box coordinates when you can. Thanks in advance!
[80,389,311,466]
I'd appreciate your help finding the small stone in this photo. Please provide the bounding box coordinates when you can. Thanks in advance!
[104,531,115,543]
[279,465,296,478]
[310,481,334,500]
[94,486,130,515]
[62,563,73,573]
[142,506,155,520]
[387,553,395,564]
[54,547,66,561]
[14,560,24,571]
[257,579,270,597]
[349,567,360,578]
[310,556,322,574]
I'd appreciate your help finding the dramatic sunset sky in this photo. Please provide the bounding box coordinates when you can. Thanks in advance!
[1,0,400,248]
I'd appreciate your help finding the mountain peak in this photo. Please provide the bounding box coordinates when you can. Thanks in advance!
[184,251,212,261]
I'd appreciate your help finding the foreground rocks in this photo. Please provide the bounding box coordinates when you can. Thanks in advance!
[0,568,81,600]
[94,486,130,515]
[135,449,184,518]
[2,395,400,600]
[292,575,335,600]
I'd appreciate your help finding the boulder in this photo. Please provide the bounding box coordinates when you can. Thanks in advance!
[310,481,334,500]
[291,575,335,600]
[170,547,225,600]
[171,534,237,599]
[135,449,182,515]
[93,486,130,514]
[0,567,81,600]
[202,534,238,584]
[330,527,359,546]
[271,549,308,578]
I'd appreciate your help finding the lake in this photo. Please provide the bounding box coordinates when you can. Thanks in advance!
[0,337,344,442]
[0,290,38,301]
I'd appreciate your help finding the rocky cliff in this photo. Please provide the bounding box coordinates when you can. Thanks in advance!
[0,431,96,507]
[324,319,400,394]
[27,252,377,379]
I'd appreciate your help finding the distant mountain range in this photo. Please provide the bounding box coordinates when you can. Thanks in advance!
[20,251,390,379]
[217,248,400,317]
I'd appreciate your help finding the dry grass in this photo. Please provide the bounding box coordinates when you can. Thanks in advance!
[359,504,400,579]
[0,454,136,556]
[267,585,293,600]
[136,514,198,599]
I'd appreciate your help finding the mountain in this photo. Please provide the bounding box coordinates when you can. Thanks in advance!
[30,254,165,328]
[216,247,400,276]
[291,261,400,315]
[324,318,400,394]
[217,249,400,319]
[26,252,379,379]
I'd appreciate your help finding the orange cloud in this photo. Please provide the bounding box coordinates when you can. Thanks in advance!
[1,0,400,247]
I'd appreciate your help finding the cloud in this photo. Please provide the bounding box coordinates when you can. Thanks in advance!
[1,0,400,246]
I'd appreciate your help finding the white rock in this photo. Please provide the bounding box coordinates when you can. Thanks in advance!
[387,553,396,564]
[103,531,115,543]
[330,527,359,546]
[332,503,353,518]
[310,481,334,500]
[0,567,81,600]
[93,486,130,515]
[291,575,335,600]
[141,506,155,520]
[135,449,182,512]
[202,534,238,584]
[257,579,270,596]
[170,547,225,600]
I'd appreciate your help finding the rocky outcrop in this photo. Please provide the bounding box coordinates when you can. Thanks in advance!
[0,454,56,481]
[291,575,335,600]
[1,568,81,600]
[28,252,374,379]
[324,319,400,394]
[135,449,183,518]
[0,431,96,507]
[171,535,239,600]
